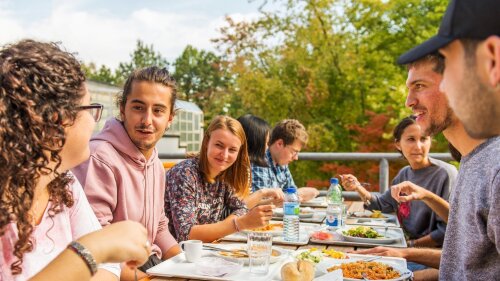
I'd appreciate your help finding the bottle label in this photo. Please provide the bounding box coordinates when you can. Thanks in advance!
[284,202,299,216]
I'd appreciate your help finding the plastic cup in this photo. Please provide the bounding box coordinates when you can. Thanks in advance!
[247,232,272,275]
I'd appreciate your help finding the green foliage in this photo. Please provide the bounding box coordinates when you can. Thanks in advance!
[115,40,169,85]
[82,62,118,85]
[173,45,230,121]
[84,40,169,86]
[213,0,449,186]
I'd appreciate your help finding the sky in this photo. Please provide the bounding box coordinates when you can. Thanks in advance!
[0,0,274,69]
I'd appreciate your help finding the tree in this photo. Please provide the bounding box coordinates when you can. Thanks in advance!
[115,40,169,85]
[213,0,448,187]
[173,45,230,121]
[82,62,118,85]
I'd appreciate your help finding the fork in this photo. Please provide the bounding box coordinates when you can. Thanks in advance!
[361,272,370,281]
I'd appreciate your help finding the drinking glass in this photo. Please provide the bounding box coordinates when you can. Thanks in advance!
[247,232,272,275]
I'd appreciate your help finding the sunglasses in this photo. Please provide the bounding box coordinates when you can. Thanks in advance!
[77,103,103,122]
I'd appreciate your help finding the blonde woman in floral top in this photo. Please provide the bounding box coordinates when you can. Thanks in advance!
[165,116,275,242]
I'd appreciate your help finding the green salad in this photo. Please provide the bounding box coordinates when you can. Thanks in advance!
[342,226,383,238]
[296,250,323,263]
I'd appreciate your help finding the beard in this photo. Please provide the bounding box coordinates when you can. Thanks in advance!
[425,106,454,136]
[456,61,500,138]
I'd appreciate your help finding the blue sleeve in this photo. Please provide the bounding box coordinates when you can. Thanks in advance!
[285,167,295,188]
[251,165,269,192]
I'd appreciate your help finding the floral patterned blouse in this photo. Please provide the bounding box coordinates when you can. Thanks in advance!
[164,157,248,242]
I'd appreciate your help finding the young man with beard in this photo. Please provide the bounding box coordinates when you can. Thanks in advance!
[399,0,500,139]
[73,67,181,280]
[357,1,500,279]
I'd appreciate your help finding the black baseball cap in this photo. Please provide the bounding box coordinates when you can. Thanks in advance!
[397,0,500,65]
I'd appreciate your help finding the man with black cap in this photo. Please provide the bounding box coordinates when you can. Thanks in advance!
[396,0,500,280]
[398,0,500,139]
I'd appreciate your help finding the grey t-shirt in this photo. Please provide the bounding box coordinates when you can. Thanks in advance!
[368,158,457,245]
[440,137,500,280]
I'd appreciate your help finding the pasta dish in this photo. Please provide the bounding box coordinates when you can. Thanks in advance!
[327,261,400,280]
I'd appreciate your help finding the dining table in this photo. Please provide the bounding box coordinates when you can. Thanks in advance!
[145,201,400,281]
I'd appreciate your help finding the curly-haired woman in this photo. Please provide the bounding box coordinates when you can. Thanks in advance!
[0,40,150,280]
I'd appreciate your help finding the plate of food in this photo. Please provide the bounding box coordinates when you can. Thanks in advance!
[348,210,393,221]
[296,248,349,263]
[322,260,412,281]
[243,222,284,236]
[211,246,285,265]
[337,226,401,244]
[273,207,315,218]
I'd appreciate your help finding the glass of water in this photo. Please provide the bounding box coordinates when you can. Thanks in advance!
[247,232,272,275]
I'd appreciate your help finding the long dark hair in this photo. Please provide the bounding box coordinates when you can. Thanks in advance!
[0,39,85,274]
[237,114,270,167]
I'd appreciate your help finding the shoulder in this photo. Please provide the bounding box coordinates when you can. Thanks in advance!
[89,140,121,164]
[168,158,199,174]
[395,165,411,177]
[429,158,457,172]
[429,158,458,178]
[166,158,201,188]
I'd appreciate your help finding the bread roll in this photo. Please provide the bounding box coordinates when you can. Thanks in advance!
[281,260,314,281]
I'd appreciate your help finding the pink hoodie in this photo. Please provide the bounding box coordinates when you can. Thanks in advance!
[72,118,177,258]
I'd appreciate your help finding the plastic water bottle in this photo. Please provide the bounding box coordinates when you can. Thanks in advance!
[326,178,342,204]
[326,203,342,230]
[283,186,300,242]
[326,178,343,230]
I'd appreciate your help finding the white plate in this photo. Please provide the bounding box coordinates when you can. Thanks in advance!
[317,260,412,281]
[273,207,314,218]
[348,211,394,221]
[195,256,243,278]
[301,196,328,207]
[336,228,401,245]
[210,246,285,265]
[241,223,284,236]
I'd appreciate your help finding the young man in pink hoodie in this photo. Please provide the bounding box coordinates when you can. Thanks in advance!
[73,66,181,280]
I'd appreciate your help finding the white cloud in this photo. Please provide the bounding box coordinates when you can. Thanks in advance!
[0,2,262,69]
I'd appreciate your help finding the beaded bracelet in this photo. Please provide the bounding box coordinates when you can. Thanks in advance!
[232,217,241,232]
[67,241,98,276]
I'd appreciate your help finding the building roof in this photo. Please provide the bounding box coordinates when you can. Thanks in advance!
[175,100,202,113]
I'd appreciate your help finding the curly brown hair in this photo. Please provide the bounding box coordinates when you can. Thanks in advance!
[0,39,86,275]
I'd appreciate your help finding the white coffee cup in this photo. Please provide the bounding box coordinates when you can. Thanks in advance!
[179,240,202,262]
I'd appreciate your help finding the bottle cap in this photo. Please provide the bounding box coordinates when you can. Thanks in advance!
[330,178,339,185]
[286,186,297,193]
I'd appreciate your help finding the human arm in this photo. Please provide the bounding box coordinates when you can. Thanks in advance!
[30,221,150,281]
[72,157,118,226]
[67,178,121,279]
[391,181,449,223]
[156,209,181,259]
[413,269,439,281]
[340,174,373,202]
[244,188,285,208]
[352,247,441,268]
[189,205,274,242]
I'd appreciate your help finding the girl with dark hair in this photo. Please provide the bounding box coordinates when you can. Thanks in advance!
[237,114,285,207]
[340,116,457,249]
[164,115,275,242]
[0,40,150,280]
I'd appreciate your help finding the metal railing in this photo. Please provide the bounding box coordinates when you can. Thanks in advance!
[159,152,453,199]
